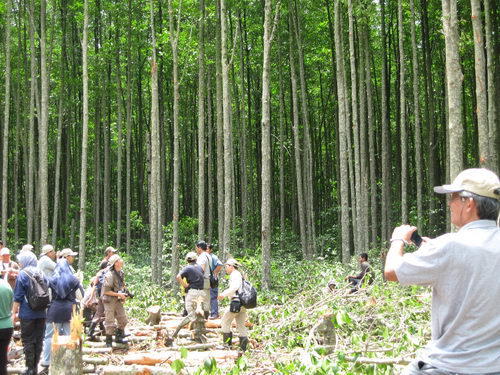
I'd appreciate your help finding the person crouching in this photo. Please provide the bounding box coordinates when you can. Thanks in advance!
[101,255,129,347]
[217,258,248,351]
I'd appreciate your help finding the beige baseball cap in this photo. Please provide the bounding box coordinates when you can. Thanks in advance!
[185,251,198,261]
[434,168,500,200]
[225,258,241,268]
[59,248,78,258]
[41,244,54,255]
[108,254,122,267]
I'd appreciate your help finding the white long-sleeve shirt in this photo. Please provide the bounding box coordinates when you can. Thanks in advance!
[220,269,243,299]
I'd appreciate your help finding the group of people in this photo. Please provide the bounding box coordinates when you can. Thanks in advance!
[176,241,249,351]
[0,244,83,375]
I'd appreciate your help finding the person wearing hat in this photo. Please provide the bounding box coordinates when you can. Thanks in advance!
[0,248,19,290]
[384,168,500,374]
[12,251,48,375]
[176,252,205,315]
[38,244,57,279]
[100,246,118,270]
[217,258,249,351]
[101,254,129,347]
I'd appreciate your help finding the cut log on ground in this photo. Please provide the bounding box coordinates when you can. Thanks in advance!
[98,365,177,375]
[123,349,239,366]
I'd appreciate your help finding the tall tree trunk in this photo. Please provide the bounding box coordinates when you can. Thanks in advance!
[398,0,408,223]
[484,0,497,169]
[215,0,225,253]
[197,0,206,240]
[168,0,182,284]
[380,0,391,244]
[278,42,286,250]
[347,0,362,252]
[51,92,64,245]
[261,0,278,289]
[39,0,49,245]
[78,0,89,270]
[2,0,12,243]
[363,27,378,245]
[27,0,37,244]
[288,9,307,259]
[103,74,111,245]
[334,0,350,264]
[292,0,315,258]
[207,73,214,242]
[442,0,464,179]
[221,0,233,258]
[410,0,423,230]
[116,49,123,249]
[470,0,488,167]
[150,0,161,283]
[126,0,133,254]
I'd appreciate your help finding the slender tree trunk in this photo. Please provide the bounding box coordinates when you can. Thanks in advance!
[364,27,377,245]
[261,0,277,289]
[150,0,161,283]
[197,0,206,240]
[116,50,123,249]
[27,0,37,244]
[168,0,182,284]
[51,92,64,245]
[410,0,423,230]
[215,0,225,253]
[380,0,391,244]
[398,0,408,223]
[288,9,307,259]
[470,0,488,167]
[278,44,286,250]
[2,0,12,243]
[78,0,89,270]
[39,0,49,245]
[103,76,111,245]
[347,0,362,252]
[126,0,133,254]
[207,73,214,242]
[442,0,463,179]
[334,0,350,264]
[484,0,497,169]
[292,0,315,258]
[221,0,233,258]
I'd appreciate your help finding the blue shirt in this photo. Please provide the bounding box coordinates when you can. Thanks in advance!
[13,266,47,320]
[210,254,223,272]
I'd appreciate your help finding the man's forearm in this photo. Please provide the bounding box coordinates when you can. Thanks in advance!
[384,240,405,282]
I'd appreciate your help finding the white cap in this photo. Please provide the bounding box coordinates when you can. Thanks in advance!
[434,168,500,200]
[59,248,78,258]
[41,244,54,255]
[0,248,10,256]
[21,244,34,252]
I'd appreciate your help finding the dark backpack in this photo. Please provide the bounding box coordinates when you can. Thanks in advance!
[238,279,257,309]
[23,269,50,311]
[96,269,108,297]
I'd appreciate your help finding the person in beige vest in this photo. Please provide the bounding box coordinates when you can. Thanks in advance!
[101,255,129,347]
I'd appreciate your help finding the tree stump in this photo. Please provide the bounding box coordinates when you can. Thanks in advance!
[49,310,84,375]
[146,305,162,325]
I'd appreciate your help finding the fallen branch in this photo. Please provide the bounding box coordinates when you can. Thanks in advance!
[344,356,412,365]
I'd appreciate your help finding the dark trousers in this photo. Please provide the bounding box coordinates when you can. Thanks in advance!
[0,327,13,375]
[20,318,46,374]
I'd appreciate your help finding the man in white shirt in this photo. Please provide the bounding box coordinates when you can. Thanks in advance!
[195,241,211,319]
[38,245,57,278]
[385,168,500,374]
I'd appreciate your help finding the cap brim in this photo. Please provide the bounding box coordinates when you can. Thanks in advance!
[433,184,463,194]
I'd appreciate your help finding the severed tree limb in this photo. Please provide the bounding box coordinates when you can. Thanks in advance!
[344,356,412,365]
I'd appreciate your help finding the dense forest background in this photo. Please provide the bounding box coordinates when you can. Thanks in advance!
[0,0,498,286]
